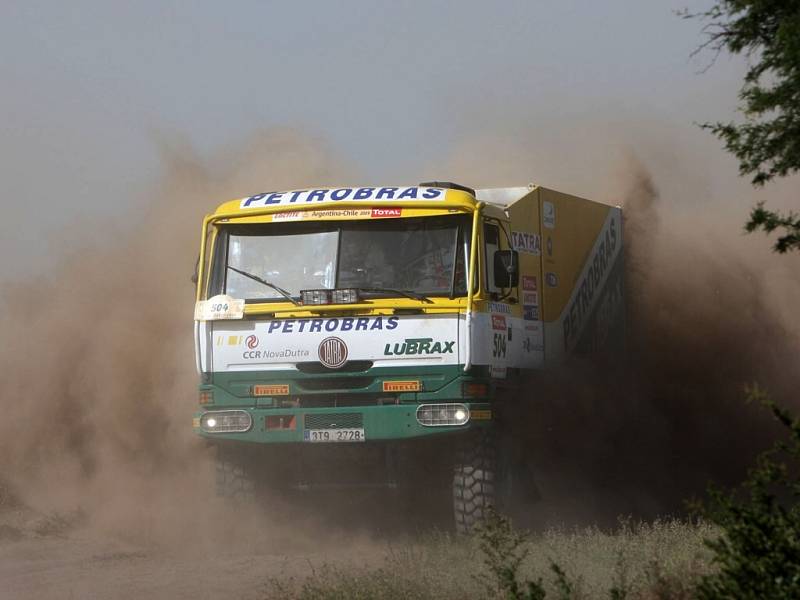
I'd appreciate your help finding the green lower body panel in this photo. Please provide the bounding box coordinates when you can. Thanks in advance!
[194,363,496,444]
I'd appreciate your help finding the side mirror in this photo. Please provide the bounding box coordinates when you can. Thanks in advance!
[493,250,519,288]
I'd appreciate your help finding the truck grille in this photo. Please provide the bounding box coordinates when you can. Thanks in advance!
[304,413,363,429]
[298,394,395,408]
[297,377,374,391]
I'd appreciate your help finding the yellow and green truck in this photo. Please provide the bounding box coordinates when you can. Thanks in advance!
[193,182,623,532]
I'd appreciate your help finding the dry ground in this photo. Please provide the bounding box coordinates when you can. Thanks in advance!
[0,490,716,600]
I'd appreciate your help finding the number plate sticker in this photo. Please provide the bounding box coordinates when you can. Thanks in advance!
[194,294,245,321]
[303,428,366,443]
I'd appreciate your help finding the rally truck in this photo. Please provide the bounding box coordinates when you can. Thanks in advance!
[192,182,624,532]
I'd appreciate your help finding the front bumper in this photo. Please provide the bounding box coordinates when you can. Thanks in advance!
[193,402,492,443]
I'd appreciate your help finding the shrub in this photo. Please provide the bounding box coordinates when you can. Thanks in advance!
[475,508,546,599]
[695,385,800,598]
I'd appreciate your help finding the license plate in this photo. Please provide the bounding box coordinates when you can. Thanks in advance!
[304,428,365,443]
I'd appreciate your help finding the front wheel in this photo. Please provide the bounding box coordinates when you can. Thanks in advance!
[215,444,257,501]
[453,430,497,535]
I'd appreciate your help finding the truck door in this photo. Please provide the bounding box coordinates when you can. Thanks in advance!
[483,220,515,378]
[484,222,502,298]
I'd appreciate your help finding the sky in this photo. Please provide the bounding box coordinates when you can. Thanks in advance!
[0,0,787,280]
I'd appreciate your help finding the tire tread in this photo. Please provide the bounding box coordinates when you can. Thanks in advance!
[453,431,496,534]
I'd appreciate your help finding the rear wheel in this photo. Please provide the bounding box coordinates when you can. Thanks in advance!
[215,444,257,501]
[453,429,497,534]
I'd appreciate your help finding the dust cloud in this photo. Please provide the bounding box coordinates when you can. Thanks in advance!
[0,123,798,545]
[510,155,799,524]
[614,156,800,513]
[0,129,355,550]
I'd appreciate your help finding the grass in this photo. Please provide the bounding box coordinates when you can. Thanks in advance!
[265,517,717,599]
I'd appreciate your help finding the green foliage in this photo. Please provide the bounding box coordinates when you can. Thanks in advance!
[682,0,800,252]
[695,385,800,598]
[476,508,546,599]
[549,562,574,600]
[746,202,800,253]
[608,550,631,600]
[644,559,696,600]
[684,0,800,185]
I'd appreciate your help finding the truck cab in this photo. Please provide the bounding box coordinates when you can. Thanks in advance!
[192,182,623,532]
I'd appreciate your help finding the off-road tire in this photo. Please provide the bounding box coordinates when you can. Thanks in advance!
[215,445,257,501]
[453,430,496,535]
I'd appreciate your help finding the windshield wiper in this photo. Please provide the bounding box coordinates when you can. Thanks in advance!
[358,287,434,304]
[227,266,300,305]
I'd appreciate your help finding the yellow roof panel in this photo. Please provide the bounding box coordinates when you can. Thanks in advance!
[211,185,478,218]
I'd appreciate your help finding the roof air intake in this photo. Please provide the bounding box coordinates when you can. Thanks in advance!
[419,181,476,196]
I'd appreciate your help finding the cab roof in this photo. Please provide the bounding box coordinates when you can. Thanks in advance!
[211,185,478,216]
[208,184,542,223]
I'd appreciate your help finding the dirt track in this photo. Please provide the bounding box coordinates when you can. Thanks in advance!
[0,505,364,600]
[2,535,276,600]
[0,488,425,600]
[0,491,372,600]
[0,468,602,600]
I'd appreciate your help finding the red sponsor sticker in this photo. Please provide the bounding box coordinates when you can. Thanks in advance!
[371,207,402,218]
[523,292,538,306]
[522,276,537,291]
[491,315,507,330]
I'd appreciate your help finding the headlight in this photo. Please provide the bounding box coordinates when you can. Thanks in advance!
[301,289,331,305]
[200,410,252,433]
[416,403,470,427]
[331,288,360,304]
[301,288,361,305]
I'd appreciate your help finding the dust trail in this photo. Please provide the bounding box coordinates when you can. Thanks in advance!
[0,128,354,548]
[620,156,799,504]
[426,120,799,521]
[512,155,800,524]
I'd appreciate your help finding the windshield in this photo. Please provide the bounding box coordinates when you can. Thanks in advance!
[209,215,471,302]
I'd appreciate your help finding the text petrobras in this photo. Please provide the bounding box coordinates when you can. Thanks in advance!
[260,316,398,334]
[563,213,620,348]
[240,186,446,209]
